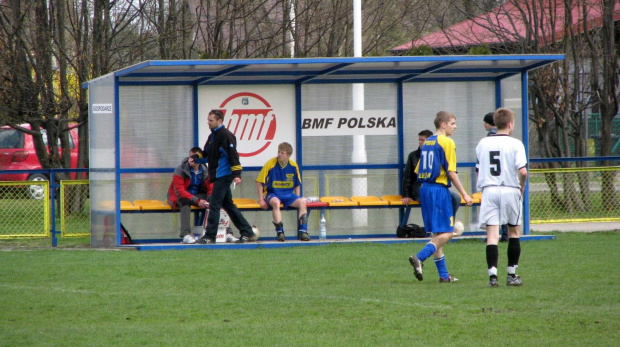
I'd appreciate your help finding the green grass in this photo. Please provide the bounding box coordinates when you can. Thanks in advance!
[0,232,619,346]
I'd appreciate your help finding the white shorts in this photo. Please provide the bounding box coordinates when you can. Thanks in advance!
[478,186,522,229]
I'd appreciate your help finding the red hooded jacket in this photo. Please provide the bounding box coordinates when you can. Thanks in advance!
[167,158,213,208]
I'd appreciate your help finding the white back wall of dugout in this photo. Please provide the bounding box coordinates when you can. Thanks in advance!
[85,55,563,247]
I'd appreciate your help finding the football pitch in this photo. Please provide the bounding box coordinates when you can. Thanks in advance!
[0,232,618,346]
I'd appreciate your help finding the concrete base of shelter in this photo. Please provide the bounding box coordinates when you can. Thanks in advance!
[121,233,556,251]
[530,222,619,233]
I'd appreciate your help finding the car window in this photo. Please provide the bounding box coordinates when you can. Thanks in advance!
[0,129,24,149]
[41,130,49,146]
[40,129,75,149]
[67,131,75,149]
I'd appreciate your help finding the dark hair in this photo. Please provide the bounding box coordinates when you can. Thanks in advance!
[483,112,495,126]
[189,147,204,159]
[209,109,224,121]
[418,130,433,138]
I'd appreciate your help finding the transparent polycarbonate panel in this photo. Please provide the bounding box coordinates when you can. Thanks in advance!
[402,81,495,165]
[120,86,194,169]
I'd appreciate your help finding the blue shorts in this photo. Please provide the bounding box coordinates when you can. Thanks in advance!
[265,193,301,209]
[419,183,454,233]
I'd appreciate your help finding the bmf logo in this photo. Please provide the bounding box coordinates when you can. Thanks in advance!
[219,92,277,157]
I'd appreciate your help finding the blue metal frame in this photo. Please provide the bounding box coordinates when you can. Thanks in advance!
[114,76,122,246]
[396,81,405,224]
[396,82,405,187]
[295,82,303,170]
[193,85,199,146]
[126,234,556,251]
[494,80,502,109]
[521,72,530,235]
[88,55,567,246]
[112,55,565,74]
[110,55,565,86]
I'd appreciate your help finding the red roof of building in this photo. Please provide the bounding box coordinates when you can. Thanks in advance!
[392,0,620,51]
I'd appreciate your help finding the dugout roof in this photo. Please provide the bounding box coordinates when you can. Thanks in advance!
[99,55,563,85]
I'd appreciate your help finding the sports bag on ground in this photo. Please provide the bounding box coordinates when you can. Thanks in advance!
[396,223,427,238]
[121,223,133,244]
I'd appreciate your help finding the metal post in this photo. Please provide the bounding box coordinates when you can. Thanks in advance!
[289,0,296,58]
[50,170,58,247]
[351,0,367,227]
[522,71,530,236]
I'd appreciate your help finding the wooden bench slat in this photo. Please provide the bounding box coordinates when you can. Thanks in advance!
[134,200,172,211]
[471,192,482,204]
[120,194,480,212]
[380,195,422,206]
[319,196,359,207]
[351,196,389,206]
[233,198,261,209]
[120,200,140,211]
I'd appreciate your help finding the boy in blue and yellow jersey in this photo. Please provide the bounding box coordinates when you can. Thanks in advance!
[408,111,473,283]
[256,142,309,242]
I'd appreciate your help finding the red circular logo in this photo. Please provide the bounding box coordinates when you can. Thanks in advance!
[219,92,276,157]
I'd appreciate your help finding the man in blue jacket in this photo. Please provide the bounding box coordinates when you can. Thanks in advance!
[196,109,255,243]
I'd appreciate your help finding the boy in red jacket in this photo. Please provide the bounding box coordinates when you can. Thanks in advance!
[167,147,212,244]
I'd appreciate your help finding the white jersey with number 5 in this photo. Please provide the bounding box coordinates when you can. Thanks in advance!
[475,134,527,192]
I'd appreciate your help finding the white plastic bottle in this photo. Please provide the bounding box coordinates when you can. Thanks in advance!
[319,214,327,241]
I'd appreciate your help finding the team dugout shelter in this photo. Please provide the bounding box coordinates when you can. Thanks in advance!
[85,55,563,247]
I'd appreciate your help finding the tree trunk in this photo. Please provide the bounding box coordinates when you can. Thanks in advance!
[561,171,586,213]
[577,171,592,212]
[598,0,620,210]
[544,171,565,211]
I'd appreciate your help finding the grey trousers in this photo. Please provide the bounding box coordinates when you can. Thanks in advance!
[177,193,208,237]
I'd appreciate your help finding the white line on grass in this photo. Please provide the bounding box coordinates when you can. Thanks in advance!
[278,293,452,310]
[0,285,451,310]
[0,283,96,294]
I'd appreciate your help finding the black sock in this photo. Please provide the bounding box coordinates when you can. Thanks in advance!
[508,238,521,267]
[486,244,498,272]
[272,221,283,232]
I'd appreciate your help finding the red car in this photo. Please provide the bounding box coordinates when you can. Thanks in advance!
[0,124,79,198]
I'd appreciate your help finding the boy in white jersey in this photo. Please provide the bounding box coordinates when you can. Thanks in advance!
[475,108,528,287]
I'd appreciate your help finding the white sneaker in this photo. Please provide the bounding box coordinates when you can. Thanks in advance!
[225,233,239,243]
[182,235,196,244]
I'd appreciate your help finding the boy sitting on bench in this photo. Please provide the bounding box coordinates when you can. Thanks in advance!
[256,142,309,242]
[167,147,239,243]
[167,147,211,244]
